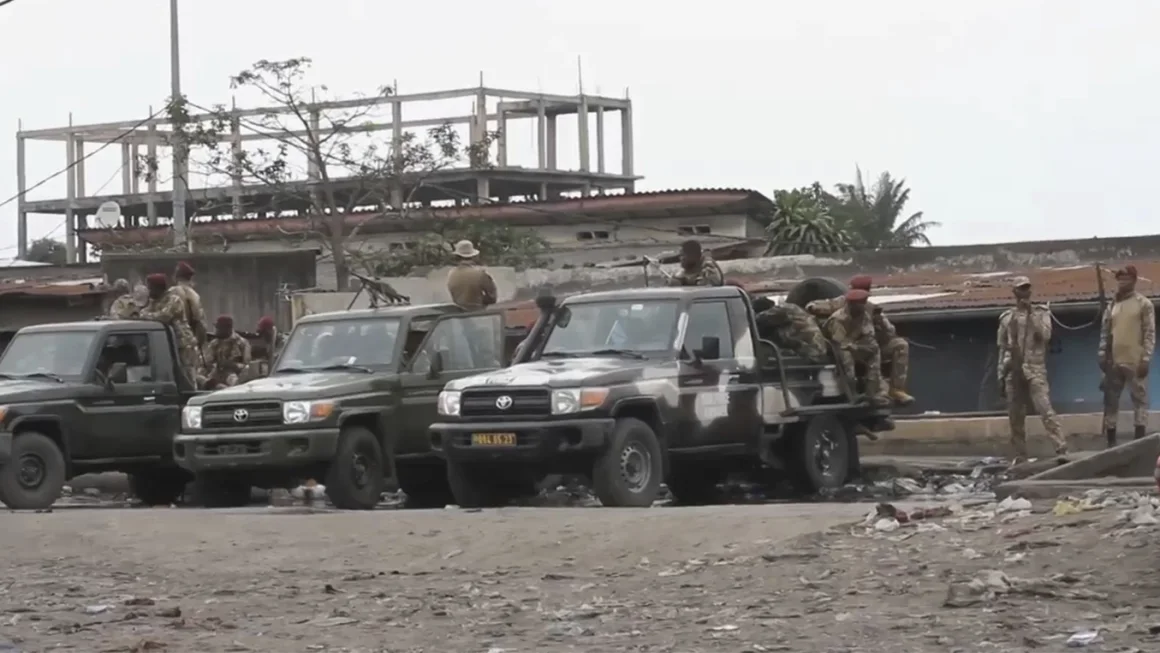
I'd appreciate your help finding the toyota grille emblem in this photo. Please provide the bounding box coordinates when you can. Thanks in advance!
[233,408,250,423]
[495,395,513,410]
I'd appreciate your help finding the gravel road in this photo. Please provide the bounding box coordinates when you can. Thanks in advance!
[3,494,1157,652]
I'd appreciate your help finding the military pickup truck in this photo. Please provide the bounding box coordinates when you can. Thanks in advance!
[173,303,525,510]
[0,320,198,510]
[429,285,893,508]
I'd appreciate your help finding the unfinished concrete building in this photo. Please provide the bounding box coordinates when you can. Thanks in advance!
[14,85,638,263]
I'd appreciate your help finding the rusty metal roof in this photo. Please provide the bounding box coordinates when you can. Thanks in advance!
[77,189,773,248]
[0,279,107,299]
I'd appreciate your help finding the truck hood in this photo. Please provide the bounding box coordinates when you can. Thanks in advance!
[447,357,674,391]
[0,378,86,403]
[192,371,388,403]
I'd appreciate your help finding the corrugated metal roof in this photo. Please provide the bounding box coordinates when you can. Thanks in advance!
[77,188,773,248]
[0,279,106,299]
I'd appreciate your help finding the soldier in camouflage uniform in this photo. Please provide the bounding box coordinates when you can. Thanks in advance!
[137,273,201,387]
[172,261,208,351]
[1098,264,1156,446]
[668,240,724,287]
[997,276,1067,459]
[754,301,829,363]
[826,289,889,406]
[807,275,914,405]
[254,316,288,376]
[204,315,251,389]
[107,278,139,319]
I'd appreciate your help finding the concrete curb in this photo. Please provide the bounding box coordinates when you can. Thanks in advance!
[995,478,1157,500]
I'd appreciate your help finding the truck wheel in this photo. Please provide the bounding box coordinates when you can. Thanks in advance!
[325,426,386,510]
[592,417,664,507]
[129,469,191,506]
[445,459,520,508]
[787,414,852,494]
[189,473,252,508]
[666,466,723,506]
[0,432,66,510]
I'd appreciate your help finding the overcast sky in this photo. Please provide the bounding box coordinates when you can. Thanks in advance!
[1,0,1158,258]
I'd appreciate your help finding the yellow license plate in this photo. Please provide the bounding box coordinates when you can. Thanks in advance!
[471,432,517,446]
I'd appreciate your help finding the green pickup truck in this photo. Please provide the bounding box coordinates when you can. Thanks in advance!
[173,303,524,509]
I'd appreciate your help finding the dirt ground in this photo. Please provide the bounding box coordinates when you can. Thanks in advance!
[2,494,1159,653]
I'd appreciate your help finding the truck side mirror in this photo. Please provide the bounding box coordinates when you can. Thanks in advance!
[428,350,445,379]
[699,336,721,361]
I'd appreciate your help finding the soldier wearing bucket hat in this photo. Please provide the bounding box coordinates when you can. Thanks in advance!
[446,239,497,311]
[996,275,1068,461]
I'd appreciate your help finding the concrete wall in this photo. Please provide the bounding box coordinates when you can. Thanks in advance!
[101,251,317,331]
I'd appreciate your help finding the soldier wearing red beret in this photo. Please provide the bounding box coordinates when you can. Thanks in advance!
[823,288,889,406]
[204,314,251,389]
[137,273,201,386]
[171,261,207,350]
[1098,264,1155,446]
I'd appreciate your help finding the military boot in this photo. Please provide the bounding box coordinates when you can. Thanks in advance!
[885,354,915,406]
[1106,427,1117,448]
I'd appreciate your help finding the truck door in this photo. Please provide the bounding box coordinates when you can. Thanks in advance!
[80,331,173,459]
[397,312,505,454]
[676,299,762,449]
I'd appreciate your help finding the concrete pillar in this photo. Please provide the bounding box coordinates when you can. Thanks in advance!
[391,101,403,207]
[146,118,158,225]
[578,97,590,172]
[74,139,86,198]
[539,182,548,200]
[121,143,132,194]
[476,176,490,203]
[15,135,27,259]
[65,133,77,264]
[536,100,547,169]
[496,109,507,167]
[595,106,605,174]
[130,144,141,194]
[620,106,634,178]
[546,116,557,170]
[230,114,243,220]
[306,109,321,180]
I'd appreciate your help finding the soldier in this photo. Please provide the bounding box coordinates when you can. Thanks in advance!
[204,315,251,389]
[754,301,829,363]
[827,289,889,406]
[172,261,208,348]
[107,278,139,319]
[137,273,200,387]
[254,316,287,375]
[1098,264,1156,446]
[446,240,498,311]
[997,276,1068,460]
[669,240,724,287]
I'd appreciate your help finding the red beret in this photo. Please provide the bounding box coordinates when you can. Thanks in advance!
[175,261,195,278]
[1116,265,1138,279]
[215,315,234,329]
[848,275,873,291]
[845,289,870,303]
[257,316,275,331]
[145,273,169,287]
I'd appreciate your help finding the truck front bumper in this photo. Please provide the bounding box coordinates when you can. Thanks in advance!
[429,418,615,463]
[173,429,340,473]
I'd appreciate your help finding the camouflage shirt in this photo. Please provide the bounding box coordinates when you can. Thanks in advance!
[668,254,724,287]
[755,302,829,362]
[997,303,1052,372]
[108,293,140,320]
[1098,291,1156,367]
[139,289,196,345]
[825,306,878,354]
[808,296,897,348]
[206,332,252,377]
[172,282,207,344]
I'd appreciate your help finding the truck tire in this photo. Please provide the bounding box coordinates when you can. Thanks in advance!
[665,465,723,506]
[445,459,526,509]
[592,417,664,507]
[129,469,191,506]
[0,431,66,510]
[787,414,852,494]
[784,277,847,308]
[189,473,252,508]
[325,426,386,510]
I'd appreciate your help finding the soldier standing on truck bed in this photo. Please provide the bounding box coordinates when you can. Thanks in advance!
[446,240,498,311]
[171,262,207,349]
[1098,264,1156,447]
[997,276,1068,461]
[204,315,251,389]
[669,240,724,287]
[107,278,139,319]
[254,316,287,376]
[138,273,201,387]
[826,289,890,406]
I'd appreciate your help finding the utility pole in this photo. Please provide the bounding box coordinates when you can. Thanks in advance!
[170,0,190,251]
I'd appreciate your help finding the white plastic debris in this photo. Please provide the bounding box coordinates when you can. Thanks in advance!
[1066,629,1101,647]
[873,518,900,532]
[996,496,1032,513]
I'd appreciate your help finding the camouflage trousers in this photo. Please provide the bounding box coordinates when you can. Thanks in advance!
[1005,366,1066,457]
[177,341,201,388]
[880,336,909,392]
[837,345,886,400]
[1102,364,1149,429]
[775,325,830,363]
[207,370,241,389]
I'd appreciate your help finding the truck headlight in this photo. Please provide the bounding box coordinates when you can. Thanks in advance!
[182,406,202,429]
[283,400,335,424]
[551,388,610,415]
[437,390,461,417]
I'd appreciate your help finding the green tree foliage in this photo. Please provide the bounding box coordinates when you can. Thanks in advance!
[828,167,940,249]
[25,237,67,265]
[356,220,550,277]
[763,184,852,255]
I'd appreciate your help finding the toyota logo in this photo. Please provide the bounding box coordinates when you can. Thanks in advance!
[495,395,513,410]
[233,408,249,423]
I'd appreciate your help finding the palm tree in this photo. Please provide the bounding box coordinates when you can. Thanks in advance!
[764,186,852,255]
[830,167,939,249]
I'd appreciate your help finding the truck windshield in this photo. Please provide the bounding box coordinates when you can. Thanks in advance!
[275,317,401,372]
[541,300,680,357]
[0,331,97,378]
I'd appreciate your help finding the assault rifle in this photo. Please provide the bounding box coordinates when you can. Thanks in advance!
[1096,262,1113,392]
[347,271,410,310]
